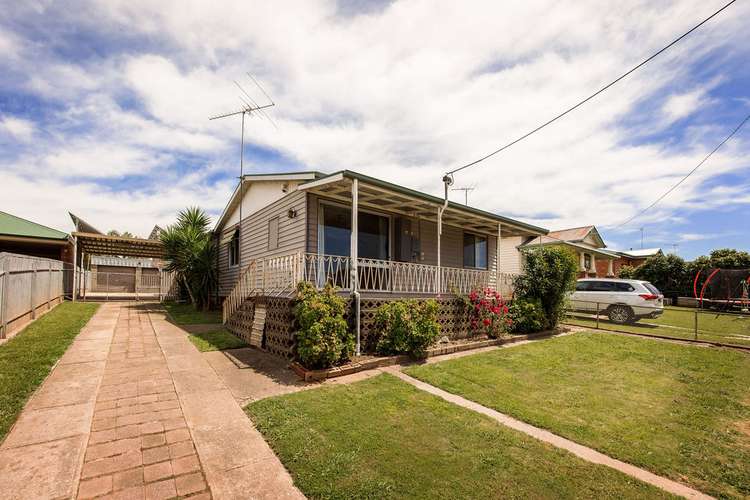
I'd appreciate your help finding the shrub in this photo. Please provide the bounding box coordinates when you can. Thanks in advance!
[375,299,440,358]
[294,282,354,369]
[618,265,636,279]
[514,246,578,330]
[508,298,546,334]
[467,288,511,338]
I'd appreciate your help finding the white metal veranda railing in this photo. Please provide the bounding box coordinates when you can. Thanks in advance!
[222,252,519,322]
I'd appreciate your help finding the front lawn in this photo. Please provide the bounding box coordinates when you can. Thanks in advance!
[566,306,750,346]
[163,301,222,324]
[187,328,247,352]
[406,332,750,499]
[247,374,669,499]
[0,302,99,441]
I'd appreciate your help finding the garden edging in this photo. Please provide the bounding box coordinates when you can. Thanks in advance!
[290,329,562,381]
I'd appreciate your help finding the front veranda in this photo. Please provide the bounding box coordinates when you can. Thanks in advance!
[223,171,546,357]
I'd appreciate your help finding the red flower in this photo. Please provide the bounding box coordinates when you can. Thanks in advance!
[483,318,491,326]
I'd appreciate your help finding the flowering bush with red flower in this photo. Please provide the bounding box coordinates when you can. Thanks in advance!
[467,288,511,338]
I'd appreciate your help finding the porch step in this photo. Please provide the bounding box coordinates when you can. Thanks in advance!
[249,303,266,348]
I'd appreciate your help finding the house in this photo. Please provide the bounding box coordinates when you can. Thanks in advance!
[520,225,620,278]
[0,211,73,262]
[615,248,663,268]
[213,170,548,356]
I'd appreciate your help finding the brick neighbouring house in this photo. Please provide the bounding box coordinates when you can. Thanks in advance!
[520,225,620,278]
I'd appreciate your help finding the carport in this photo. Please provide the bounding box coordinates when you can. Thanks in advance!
[71,232,175,301]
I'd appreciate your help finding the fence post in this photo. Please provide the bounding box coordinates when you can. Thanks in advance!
[0,266,6,339]
[595,302,600,329]
[30,262,37,320]
[47,263,53,310]
[694,309,698,340]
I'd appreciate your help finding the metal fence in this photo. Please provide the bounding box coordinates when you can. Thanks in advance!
[76,270,178,302]
[564,299,750,348]
[0,253,70,339]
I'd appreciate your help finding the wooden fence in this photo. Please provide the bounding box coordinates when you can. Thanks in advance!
[0,252,70,340]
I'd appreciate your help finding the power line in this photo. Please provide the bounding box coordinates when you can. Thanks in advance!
[614,112,750,229]
[446,0,738,176]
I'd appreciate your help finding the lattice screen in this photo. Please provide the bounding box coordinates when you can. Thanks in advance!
[227,295,473,359]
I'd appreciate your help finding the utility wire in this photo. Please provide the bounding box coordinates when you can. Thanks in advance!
[613,112,750,229]
[447,0,738,176]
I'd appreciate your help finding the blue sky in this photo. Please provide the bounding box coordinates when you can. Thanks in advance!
[0,0,748,260]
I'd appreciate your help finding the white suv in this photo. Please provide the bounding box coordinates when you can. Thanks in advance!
[570,278,664,324]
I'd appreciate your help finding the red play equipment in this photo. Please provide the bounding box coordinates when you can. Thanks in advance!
[693,268,750,311]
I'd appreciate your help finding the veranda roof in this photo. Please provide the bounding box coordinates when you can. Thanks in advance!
[72,232,164,258]
[298,170,548,237]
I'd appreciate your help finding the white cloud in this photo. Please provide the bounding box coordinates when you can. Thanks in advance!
[0,115,35,141]
[0,0,748,244]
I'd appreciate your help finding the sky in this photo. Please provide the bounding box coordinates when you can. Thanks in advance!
[0,0,748,259]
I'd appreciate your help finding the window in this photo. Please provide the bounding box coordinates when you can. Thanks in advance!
[614,282,635,292]
[228,230,239,267]
[320,203,390,259]
[583,253,592,270]
[575,281,592,291]
[463,233,487,269]
[268,217,279,250]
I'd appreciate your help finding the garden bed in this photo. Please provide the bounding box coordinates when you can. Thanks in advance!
[290,329,563,381]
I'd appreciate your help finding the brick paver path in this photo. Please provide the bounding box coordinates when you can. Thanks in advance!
[1,302,302,500]
[78,304,210,499]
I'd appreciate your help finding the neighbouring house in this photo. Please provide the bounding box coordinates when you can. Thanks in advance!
[615,248,663,269]
[213,170,548,357]
[0,211,73,262]
[520,225,620,278]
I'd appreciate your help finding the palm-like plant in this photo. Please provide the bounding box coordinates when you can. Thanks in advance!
[161,207,217,310]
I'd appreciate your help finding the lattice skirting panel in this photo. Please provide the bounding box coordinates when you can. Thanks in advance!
[226,295,472,360]
[226,299,255,344]
[263,297,297,359]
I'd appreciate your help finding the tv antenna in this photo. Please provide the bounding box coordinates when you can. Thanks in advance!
[451,186,475,205]
[209,73,276,268]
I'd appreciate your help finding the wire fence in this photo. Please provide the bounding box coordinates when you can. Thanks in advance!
[564,299,750,348]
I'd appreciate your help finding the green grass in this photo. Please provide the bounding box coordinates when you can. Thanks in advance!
[0,302,99,441]
[566,306,750,346]
[187,328,247,352]
[247,373,671,499]
[163,302,221,324]
[406,332,750,499]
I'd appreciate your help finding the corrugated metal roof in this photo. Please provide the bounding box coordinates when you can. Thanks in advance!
[618,248,662,258]
[0,211,69,240]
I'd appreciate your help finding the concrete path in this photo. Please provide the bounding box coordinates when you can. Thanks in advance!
[0,302,303,500]
[387,368,713,500]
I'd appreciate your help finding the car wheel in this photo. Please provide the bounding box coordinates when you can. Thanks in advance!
[608,305,633,324]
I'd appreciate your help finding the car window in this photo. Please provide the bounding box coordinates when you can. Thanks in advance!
[643,282,661,295]
[575,281,591,291]
[588,281,616,292]
[613,282,635,292]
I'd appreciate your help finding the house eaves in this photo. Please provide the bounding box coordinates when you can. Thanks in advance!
[304,170,548,236]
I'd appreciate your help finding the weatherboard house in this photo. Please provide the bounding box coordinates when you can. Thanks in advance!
[213,170,548,358]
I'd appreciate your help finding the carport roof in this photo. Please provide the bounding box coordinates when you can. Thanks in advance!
[72,232,164,258]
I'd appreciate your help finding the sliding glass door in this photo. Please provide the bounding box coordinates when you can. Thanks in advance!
[319,203,390,260]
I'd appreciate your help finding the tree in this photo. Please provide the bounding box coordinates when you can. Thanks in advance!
[514,246,578,330]
[630,253,686,294]
[709,248,750,269]
[107,230,135,238]
[160,207,217,310]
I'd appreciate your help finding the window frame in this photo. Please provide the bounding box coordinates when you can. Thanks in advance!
[268,217,279,251]
[462,232,488,270]
[228,229,240,267]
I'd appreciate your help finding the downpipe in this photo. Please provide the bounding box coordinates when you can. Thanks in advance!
[437,174,453,295]
[353,289,361,355]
